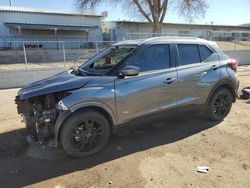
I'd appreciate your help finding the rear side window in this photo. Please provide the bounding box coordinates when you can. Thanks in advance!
[127,44,170,72]
[177,44,200,65]
[199,45,212,61]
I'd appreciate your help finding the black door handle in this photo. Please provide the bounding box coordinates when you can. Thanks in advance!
[211,65,219,70]
[163,78,176,84]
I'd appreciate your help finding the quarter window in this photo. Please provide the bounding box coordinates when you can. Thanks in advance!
[127,45,170,72]
[177,44,200,65]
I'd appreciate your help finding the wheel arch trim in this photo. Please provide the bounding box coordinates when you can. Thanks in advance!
[205,78,237,109]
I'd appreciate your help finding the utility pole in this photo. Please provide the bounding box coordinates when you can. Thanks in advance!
[9,0,12,6]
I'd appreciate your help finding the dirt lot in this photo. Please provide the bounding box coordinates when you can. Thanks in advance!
[0,66,250,188]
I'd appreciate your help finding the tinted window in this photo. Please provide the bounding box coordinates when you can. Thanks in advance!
[178,44,200,65]
[127,45,170,72]
[199,45,212,61]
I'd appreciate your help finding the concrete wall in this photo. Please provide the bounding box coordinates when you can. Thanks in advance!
[225,50,250,65]
[0,68,65,88]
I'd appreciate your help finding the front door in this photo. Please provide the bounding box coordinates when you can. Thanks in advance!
[115,44,178,125]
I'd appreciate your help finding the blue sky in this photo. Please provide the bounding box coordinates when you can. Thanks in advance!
[0,0,249,25]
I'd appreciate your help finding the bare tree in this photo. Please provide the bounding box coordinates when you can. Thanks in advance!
[76,0,208,33]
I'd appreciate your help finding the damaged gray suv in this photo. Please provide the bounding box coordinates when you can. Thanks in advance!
[16,37,239,157]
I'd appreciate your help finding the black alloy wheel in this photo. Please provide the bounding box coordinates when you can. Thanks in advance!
[61,110,110,158]
[71,119,104,152]
[206,88,233,121]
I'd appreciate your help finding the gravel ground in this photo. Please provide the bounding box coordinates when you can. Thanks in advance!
[0,66,249,188]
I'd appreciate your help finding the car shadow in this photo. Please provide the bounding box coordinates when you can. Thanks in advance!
[0,116,220,187]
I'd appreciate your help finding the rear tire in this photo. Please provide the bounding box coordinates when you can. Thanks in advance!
[61,110,110,158]
[206,88,233,121]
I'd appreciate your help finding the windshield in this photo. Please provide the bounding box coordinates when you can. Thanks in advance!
[78,46,135,76]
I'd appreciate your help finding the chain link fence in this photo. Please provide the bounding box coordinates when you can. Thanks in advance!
[0,32,250,88]
[113,31,250,65]
[0,32,250,71]
[0,41,116,70]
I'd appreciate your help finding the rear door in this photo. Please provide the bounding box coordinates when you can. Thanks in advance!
[175,43,221,112]
[115,44,177,125]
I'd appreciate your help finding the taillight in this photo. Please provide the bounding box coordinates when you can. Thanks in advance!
[228,59,238,72]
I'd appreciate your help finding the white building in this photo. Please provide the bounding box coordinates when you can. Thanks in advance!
[0,6,104,49]
[102,21,250,41]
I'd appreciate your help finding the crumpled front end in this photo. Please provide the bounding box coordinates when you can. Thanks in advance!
[15,92,68,144]
[14,70,94,144]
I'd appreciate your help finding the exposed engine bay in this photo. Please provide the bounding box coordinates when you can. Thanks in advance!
[15,92,68,144]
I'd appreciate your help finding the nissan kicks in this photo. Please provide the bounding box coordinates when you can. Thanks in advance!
[16,37,239,157]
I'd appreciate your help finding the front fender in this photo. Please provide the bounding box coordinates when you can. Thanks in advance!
[63,87,117,123]
[54,101,118,147]
[54,87,117,146]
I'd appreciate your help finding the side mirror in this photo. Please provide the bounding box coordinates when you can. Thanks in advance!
[121,65,139,77]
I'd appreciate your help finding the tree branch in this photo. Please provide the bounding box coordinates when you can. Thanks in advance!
[153,0,159,20]
[145,0,155,22]
[157,0,161,13]
[160,0,168,23]
[77,0,101,10]
[177,0,208,23]
[132,0,153,22]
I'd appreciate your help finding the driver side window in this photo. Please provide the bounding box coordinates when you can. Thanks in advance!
[127,44,170,72]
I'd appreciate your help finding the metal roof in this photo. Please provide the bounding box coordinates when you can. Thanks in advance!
[107,21,250,30]
[0,6,102,17]
[4,22,99,30]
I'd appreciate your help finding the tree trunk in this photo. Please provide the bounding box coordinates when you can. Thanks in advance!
[152,22,162,36]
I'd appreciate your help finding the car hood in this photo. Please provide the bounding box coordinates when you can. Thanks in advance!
[18,70,92,100]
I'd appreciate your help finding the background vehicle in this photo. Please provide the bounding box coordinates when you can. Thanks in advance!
[16,37,239,157]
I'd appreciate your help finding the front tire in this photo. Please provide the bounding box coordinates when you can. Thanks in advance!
[61,110,110,158]
[206,88,233,121]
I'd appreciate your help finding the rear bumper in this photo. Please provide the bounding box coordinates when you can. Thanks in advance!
[236,78,240,92]
[233,78,240,102]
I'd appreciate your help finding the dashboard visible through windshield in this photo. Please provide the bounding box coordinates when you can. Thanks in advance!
[78,46,135,76]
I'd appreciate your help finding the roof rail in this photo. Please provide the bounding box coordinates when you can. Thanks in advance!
[141,36,208,43]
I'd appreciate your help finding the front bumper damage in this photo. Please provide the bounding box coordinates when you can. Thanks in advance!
[15,94,58,145]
